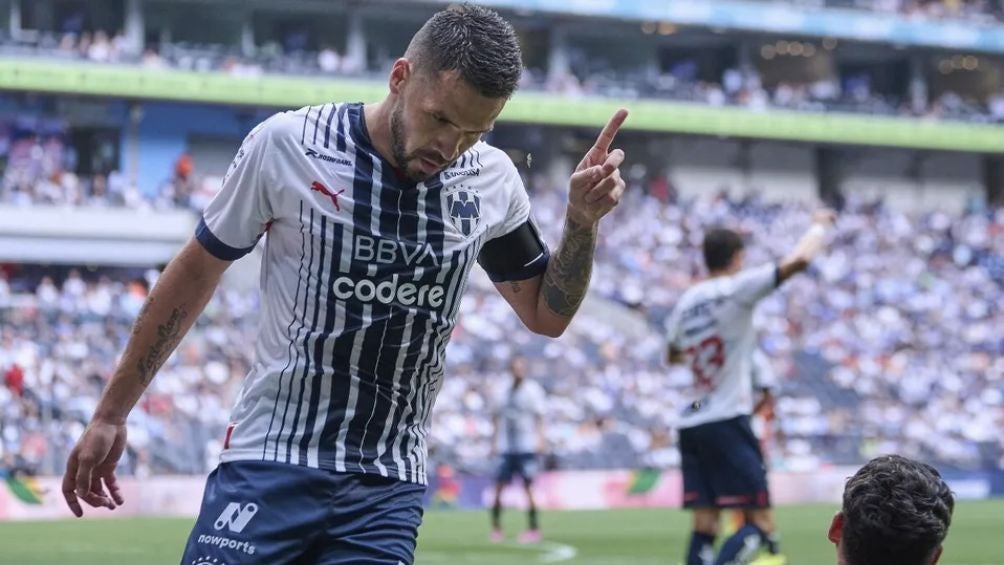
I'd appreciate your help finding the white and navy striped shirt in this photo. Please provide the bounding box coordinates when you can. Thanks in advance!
[196,103,547,484]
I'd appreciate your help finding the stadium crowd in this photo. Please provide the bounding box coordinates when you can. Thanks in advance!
[2,15,1004,124]
[1,183,1001,477]
[0,124,204,210]
[814,0,1004,22]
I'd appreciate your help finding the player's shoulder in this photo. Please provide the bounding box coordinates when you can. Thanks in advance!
[470,140,515,172]
[254,103,348,142]
[675,280,714,310]
[724,263,777,289]
[447,141,520,185]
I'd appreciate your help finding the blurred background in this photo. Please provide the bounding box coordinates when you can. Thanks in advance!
[0,0,1001,562]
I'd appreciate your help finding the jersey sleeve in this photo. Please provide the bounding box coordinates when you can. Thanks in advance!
[731,263,780,308]
[195,115,278,260]
[477,159,550,282]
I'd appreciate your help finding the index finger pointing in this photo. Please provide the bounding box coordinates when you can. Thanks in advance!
[592,108,629,152]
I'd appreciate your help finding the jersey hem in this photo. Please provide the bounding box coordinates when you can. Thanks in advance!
[678,410,752,430]
[218,449,428,485]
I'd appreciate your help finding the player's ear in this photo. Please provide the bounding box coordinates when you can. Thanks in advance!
[389,58,412,95]
[929,545,944,564]
[827,512,844,545]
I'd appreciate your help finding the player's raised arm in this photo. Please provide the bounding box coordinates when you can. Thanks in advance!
[777,209,837,283]
[491,109,629,337]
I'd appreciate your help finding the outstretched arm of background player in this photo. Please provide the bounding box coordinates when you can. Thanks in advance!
[494,109,629,338]
[776,209,837,283]
[62,239,229,517]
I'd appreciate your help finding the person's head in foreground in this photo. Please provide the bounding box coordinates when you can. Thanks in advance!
[829,454,954,565]
[380,3,521,181]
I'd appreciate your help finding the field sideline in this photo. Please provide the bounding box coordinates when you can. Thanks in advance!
[0,502,1000,564]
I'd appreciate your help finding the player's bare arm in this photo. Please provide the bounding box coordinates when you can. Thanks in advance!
[753,388,775,415]
[495,109,629,337]
[62,238,230,517]
[777,209,837,282]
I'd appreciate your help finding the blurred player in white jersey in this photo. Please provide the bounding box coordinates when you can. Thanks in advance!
[665,210,836,565]
[489,356,547,543]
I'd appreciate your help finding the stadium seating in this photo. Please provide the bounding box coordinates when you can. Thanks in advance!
[2,185,1000,476]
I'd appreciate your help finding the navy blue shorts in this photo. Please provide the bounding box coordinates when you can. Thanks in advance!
[496,453,538,484]
[678,415,770,509]
[181,461,426,565]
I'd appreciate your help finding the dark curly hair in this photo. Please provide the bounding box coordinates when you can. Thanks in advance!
[405,3,523,99]
[841,455,955,565]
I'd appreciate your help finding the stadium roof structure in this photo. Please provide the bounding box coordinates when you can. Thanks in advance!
[1,58,1003,153]
[462,0,1004,54]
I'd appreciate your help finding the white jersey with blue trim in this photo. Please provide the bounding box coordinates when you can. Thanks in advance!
[493,380,546,455]
[196,103,547,484]
[664,264,778,429]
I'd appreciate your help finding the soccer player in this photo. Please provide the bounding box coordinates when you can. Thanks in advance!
[665,210,836,565]
[829,454,954,565]
[489,356,547,543]
[60,5,629,564]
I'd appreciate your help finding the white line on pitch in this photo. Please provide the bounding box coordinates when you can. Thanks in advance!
[537,541,578,563]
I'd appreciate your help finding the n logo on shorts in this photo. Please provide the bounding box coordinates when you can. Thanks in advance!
[214,502,259,533]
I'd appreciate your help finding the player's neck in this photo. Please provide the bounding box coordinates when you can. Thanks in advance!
[362,101,401,170]
[707,269,730,279]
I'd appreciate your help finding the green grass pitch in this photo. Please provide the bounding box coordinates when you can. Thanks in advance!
[0,502,1000,564]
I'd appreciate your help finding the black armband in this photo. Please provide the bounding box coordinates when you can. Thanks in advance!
[478,220,550,282]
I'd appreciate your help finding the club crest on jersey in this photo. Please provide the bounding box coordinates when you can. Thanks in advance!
[446,187,481,237]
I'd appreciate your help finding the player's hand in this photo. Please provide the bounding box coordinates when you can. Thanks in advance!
[62,420,127,517]
[566,109,629,227]
[812,209,837,226]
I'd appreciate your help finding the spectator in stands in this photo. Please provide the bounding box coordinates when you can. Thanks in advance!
[318,46,343,73]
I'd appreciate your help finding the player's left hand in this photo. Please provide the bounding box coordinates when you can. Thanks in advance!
[62,420,127,517]
[566,109,629,227]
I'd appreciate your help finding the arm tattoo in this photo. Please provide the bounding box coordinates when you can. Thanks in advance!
[509,280,522,294]
[135,303,190,385]
[541,220,597,317]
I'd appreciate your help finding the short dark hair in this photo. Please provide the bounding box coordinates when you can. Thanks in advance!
[702,228,745,272]
[406,3,522,99]
[841,455,955,565]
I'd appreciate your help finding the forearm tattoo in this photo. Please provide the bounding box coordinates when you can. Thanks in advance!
[542,220,597,317]
[135,302,189,385]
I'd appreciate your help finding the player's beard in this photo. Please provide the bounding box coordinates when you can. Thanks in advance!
[390,102,431,183]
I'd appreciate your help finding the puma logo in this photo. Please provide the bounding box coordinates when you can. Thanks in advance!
[311,180,346,211]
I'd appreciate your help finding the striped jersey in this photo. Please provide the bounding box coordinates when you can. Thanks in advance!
[195,103,547,484]
[664,264,779,429]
